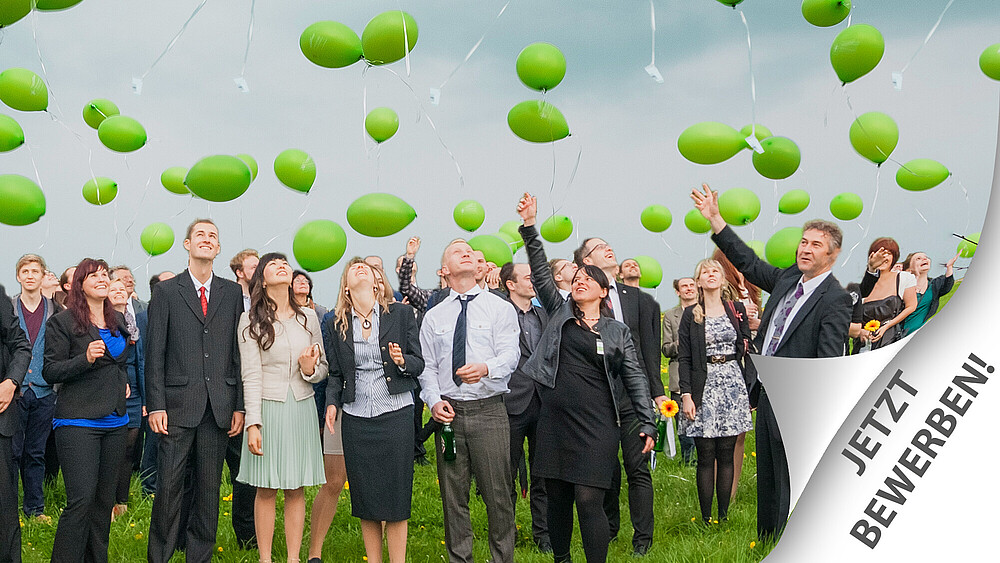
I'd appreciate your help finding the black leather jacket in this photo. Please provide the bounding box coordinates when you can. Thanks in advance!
[519,224,656,438]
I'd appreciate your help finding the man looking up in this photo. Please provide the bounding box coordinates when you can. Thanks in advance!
[548,259,576,299]
[619,259,641,288]
[229,249,259,313]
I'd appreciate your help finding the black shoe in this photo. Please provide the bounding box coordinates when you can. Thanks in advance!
[632,543,650,557]
[414,454,430,466]
[308,558,323,563]
[536,540,553,554]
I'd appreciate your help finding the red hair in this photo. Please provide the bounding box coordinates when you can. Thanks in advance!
[66,258,119,336]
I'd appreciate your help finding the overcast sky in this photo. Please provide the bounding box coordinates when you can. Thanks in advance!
[1,0,997,306]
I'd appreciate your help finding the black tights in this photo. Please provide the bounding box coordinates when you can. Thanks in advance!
[694,436,738,522]
[546,478,608,562]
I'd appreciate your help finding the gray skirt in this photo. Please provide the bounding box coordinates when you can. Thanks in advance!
[237,390,326,489]
[342,405,414,522]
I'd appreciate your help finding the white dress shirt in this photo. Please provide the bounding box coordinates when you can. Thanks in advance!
[607,282,624,323]
[418,284,520,407]
[762,270,832,352]
[189,270,214,303]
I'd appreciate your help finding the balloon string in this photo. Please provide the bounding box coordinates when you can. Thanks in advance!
[553,137,583,216]
[261,194,312,249]
[376,65,465,189]
[955,177,971,234]
[24,142,51,251]
[396,0,412,77]
[659,234,682,257]
[842,91,894,163]
[436,0,513,93]
[649,0,656,67]
[822,83,839,128]
[548,133,557,220]
[135,0,210,89]
[897,0,955,76]
[122,175,154,256]
[772,179,779,227]
[845,166,881,265]
[362,65,371,154]
[238,0,257,79]
[169,194,196,220]
[738,10,758,142]
[111,200,121,263]
[29,9,66,119]
[912,205,928,225]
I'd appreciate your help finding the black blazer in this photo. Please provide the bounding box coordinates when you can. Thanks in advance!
[42,309,130,420]
[617,284,665,399]
[712,226,852,358]
[505,302,548,416]
[677,301,754,408]
[323,302,424,410]
[0,284,31,437]
[144,271,244,429]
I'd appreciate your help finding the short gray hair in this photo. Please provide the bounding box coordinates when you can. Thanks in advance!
[802,220,843,251]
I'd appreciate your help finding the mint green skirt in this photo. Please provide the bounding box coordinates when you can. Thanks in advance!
[237,389,326,489]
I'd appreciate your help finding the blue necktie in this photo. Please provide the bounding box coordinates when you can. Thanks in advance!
[765,282,804,356]
[452,294,478,386]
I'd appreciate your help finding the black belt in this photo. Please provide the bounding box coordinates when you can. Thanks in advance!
[707,354,737,364]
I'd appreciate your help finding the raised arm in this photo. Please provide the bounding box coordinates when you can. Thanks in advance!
[398,237,433,312]
[516,193,564,315]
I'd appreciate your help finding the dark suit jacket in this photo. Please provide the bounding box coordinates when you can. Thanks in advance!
[677,301,754,408]
[712,226,852,358]
[42,309,130,420]
[144,270,244,429]
[505,301,548,416]
[0,284,31,437]
[617,284,665,398]
[323,302,424,410]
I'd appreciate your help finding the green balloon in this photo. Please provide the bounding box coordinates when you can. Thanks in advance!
[896,159,949,192]
[97,115,146,153]
[980,44,1000,81]
[640,205,672,233]
[499,220,524,250]
[293,220,348,272]
[849,111,898,165]
[82,99,119,130]
[0,68,48,112]
[747,240,766,260]
[830,24,884,84]
[633,255,662,289]
[677,122,746,165]
[236,154,258,181]
[0,114,25,152]
[778,189,811,214]
[765,228,803,268]
[684,209,711,234]
[347,193,416,237]
[802,0,852,27]
[469,235,513,266]
[0,174,45,226]
[540,215,573,243]
[718,188,761,226]
[739,124,772,148]
[507,100,569,143]
[185,155,252,202]
[160,167,189,195]
[957,232,980,258]
[34,0,84,10]
[495,231,519,253]
[300,21,363,69]
[0,0,31,28]
[365,107,399,143]
[830,192,863,221]
[453,200,485,232]
[361,11,418,65]
[274,149,316,193]
[82,177,117,206]
[140,222,174,256]
[752,137,801,180]
[516,42,566,92]
[716,0,744,6]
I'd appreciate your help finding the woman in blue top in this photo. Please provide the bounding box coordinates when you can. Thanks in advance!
[43,259,131,563]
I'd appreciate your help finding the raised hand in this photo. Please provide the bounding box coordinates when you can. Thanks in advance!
[406,236,421,259]
[517,193,537,226]
[690,183,726,233]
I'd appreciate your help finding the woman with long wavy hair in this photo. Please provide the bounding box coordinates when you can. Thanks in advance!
[236,253,328,563]
[43,259,131,562]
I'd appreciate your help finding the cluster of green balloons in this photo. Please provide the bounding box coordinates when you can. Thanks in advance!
[640,205,672,233]
[540,215,573,243]
[453,200,485,232]
[802,0,852,27]
[1,0,83,28]
[0,68,48,112]
[498,220,525,253]
[677,121,800,180]
[830,24,884,84]
[300,11,418,69]
[0,114,24,152]
[365,107,399,143]
[140,222,174,256]
[82,177,117,206]
[509,43,570,143]
[469,234,513,266]
[347,193,416,237]
[82,98,146,152]
[293,220,348,271]
[0,174,45,226]
[274,149,315,193]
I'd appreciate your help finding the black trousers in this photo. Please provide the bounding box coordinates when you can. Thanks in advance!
[603,410,654,549]
[507,394,548,545]
[756,389,790,541]
[0,436,21,563]
[147,408,229,563]
[51,425,127,563]
[225,433,256,545]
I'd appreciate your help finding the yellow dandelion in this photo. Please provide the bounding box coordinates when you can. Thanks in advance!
[419,525,425,530]
[363,557,368,561]
[130,523,136,528]
[691,517,696,522]
[222,493,233,502]
[743,453,747,459]
[224,512,229,516]
[345,481,350,490]
[750,541,757,549]
[713,520,719,524]
[752,452,756,457]
[441,541,446,545]
[26,543,31,547]
[135,533,143,540]
[218,546,223,552]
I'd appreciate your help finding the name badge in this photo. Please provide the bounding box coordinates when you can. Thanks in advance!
[596,338,605,356]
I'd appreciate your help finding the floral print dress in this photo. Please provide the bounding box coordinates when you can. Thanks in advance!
[680,315,753,438]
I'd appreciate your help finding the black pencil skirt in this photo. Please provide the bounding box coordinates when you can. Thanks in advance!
[342,405,415,522]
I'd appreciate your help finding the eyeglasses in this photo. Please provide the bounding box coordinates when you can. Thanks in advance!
[584,243,611,259]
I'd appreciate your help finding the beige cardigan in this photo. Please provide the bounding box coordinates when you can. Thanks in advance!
[238,308,328,430]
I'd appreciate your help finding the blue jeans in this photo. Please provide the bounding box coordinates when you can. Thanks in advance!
[12,386,56,516]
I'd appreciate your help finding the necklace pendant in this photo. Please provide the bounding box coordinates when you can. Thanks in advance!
[362,319,372,330]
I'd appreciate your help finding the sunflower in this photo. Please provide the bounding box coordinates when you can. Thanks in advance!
[863,320,880,332]
[659,399,679,418]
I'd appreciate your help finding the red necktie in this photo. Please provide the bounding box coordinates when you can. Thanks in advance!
[199,286,208,316]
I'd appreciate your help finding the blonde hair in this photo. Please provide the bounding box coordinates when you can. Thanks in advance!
[333,257,389,339]
[692,258,729,324]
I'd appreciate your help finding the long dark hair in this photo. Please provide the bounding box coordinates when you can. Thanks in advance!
[67,258,119,336]
[246,253,309,351]
[570,264,613,321]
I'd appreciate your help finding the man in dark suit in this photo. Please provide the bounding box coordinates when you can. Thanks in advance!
[573,237,661,555]
[692,183,858,542]
[499,262,551,553]
[146,219,246,563]
[0,283,32,562]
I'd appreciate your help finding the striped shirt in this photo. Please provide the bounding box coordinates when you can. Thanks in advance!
[342,305,414,418]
